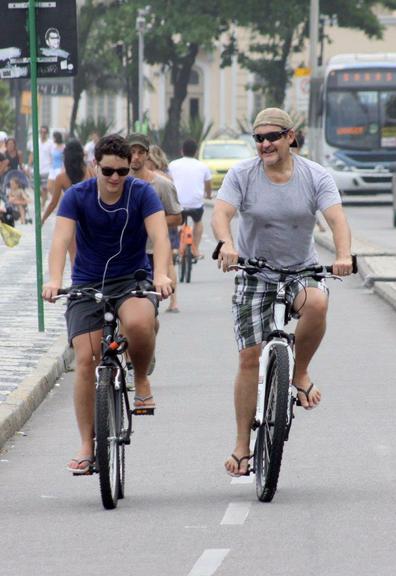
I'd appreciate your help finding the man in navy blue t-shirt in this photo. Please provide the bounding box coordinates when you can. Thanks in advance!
[43,134,172,474]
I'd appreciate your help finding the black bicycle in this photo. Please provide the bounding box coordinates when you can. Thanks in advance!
[57,271,159,510]
[213,242,358,501]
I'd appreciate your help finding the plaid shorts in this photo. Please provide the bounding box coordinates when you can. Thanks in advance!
[232,272,329,351]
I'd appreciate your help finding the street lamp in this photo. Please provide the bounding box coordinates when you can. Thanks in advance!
[136,7,150,127]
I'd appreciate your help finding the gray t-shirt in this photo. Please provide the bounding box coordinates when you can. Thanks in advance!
[146,173,181,254]
[217,154,341,275]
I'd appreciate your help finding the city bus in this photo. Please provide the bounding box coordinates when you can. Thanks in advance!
[308,53,396,194]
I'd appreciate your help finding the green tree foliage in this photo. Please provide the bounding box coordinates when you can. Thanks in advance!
[0,82,15,135]
[69,0,126,136]
[80,1,246,155]
[236,0,396,108]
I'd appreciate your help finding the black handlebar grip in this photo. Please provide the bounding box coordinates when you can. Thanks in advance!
[212,240,225,260]
[57,287,70,295]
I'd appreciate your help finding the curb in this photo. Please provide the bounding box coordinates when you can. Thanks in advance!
[0,334,74,450]
[314,229,396,311]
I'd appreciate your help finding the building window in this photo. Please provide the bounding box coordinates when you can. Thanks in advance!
[189,69,200,85]
[41,95,52,128]
[98,94,105,119]
[107,94,116,128]
[190,98,199,119]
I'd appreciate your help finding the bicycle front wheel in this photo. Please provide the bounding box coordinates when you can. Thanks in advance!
[95,367,122,510]
[255,344,290,502]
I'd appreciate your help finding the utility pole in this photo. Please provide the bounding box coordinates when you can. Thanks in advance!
[136,6,150,129]
[308,0,320,160]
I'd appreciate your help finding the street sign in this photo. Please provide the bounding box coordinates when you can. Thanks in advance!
[0,1,78,79]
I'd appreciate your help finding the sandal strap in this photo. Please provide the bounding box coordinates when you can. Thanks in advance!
[295,383,314,400]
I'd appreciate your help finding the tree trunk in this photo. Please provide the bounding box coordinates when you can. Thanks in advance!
[69,75,84,137]
[162,43,199,158]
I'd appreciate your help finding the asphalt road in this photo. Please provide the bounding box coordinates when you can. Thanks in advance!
[2,202,396,576]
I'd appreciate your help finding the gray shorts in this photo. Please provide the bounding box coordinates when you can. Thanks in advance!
[182,207,204,223]
[232,272,329,351]
[65,275,158,345]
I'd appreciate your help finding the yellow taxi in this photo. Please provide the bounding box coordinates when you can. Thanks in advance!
[198,139,255,189]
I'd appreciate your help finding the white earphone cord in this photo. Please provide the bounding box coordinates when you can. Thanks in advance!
[97,179,133,293]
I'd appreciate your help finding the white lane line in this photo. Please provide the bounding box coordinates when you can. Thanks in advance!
[220,502,251,525]
[187,549,230,576]
[231,474,254,485]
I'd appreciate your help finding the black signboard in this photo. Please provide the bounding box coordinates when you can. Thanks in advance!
[328,68,396,90]
[0,1,78,79]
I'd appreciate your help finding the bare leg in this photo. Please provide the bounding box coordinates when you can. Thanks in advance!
[192,220,203,256]
[40,185,48,209]
[167,250,179,311]
[293,287,328,408]
[68,330,102,470]
[118,297,157,404]
[225,344,261,476]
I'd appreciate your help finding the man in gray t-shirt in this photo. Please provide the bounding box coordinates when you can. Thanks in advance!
[211,107,353,477]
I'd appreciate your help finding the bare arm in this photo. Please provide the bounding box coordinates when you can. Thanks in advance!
[322,204,353,275]
[42,216,76,300]
[166,212,182,226]
[145,211,173,298]
[211,199,238,272]
[41,173,66,224]
[204,179,212,199]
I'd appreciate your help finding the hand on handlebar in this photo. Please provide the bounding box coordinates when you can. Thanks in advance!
[42,281,61,303]
[217,241,239,273]
[332,256,354,277]
[153,273,173,299]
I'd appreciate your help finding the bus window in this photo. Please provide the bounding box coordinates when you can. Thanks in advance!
[380,92,396,147]
[326,90,379,150]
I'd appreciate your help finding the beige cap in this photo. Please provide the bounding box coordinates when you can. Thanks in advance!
[253,107,294,130]
[253,107,297,147]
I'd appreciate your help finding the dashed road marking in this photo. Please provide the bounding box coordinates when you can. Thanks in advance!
[220,502,251,525]
[187,549,230,576]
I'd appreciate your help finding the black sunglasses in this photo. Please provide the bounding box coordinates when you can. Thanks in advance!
[252,129,290,143]
[100,165,130,177]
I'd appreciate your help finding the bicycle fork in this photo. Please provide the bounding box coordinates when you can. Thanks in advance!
[253,340,297,437]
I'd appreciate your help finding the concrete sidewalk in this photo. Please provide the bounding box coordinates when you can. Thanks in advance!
[1,203,396,450]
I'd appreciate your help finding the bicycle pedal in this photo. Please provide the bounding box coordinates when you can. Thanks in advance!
[132,407,155,416]
[73,468,94,477]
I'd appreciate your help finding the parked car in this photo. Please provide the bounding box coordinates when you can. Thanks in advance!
[198,139,255,189]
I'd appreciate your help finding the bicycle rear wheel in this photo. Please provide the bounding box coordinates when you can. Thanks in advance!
[95,367,122,509]
[185,244,193,283]
[179,252,186,282]
[255,344,290,502]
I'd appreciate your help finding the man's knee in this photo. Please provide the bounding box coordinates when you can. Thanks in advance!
[295,289,328,319]
[239,345,261,371]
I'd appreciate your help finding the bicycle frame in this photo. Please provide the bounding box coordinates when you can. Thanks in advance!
[178,219,194,257]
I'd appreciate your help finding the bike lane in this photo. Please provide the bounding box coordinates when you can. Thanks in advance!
[1,207,396,575]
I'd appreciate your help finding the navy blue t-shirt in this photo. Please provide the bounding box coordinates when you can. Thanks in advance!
[57,176,164,284]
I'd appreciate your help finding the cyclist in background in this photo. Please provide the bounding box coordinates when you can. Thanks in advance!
[169,138,212,259]
[42,134,172,474]
[129,133,182,312]
[211,107,353,477]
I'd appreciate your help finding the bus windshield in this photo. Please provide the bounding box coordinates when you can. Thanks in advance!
[325,89,396,150]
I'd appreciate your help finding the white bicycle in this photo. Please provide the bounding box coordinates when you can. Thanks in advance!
[213,242,357,502]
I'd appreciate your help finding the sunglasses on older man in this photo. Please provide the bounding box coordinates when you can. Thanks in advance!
[100,165,130,177]
[252,129,290,143]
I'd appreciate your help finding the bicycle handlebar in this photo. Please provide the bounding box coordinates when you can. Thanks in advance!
[212,241,358,276]
[55,285,161,300]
